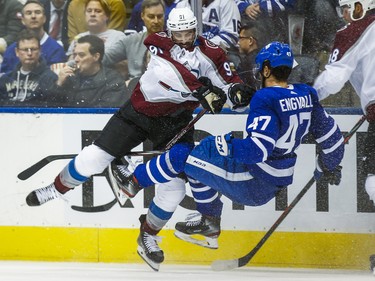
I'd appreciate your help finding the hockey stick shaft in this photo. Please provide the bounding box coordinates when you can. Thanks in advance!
[164,108,208,150]
[18,109,207,181]
[212,115,367,271]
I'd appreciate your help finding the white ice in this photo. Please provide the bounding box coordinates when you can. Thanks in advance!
[0,261,374,281]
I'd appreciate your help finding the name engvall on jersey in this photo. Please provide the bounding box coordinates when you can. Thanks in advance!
[279,94,313,112]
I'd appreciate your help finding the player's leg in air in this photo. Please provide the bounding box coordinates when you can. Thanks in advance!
[108,142,193,270]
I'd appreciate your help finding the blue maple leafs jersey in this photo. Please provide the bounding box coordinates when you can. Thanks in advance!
[231,84,344,185]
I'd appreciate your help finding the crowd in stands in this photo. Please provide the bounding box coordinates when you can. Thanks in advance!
[0,0,359,108]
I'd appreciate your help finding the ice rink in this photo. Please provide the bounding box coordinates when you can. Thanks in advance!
[0,261,374,281]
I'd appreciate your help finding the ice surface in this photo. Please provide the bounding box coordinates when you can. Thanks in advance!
[0,261,373,281]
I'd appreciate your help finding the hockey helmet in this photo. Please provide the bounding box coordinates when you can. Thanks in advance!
[255,41,294,73]
[167,7,197,32]
[339,0,375,20]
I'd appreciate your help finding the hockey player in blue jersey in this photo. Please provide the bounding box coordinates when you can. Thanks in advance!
[114,41,345,249]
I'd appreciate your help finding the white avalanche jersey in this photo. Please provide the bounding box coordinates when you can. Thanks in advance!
[313,14,375,112]
[202,0,241,49]
[131,32,242,117]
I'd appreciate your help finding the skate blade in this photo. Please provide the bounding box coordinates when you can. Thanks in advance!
[107,166,130,206]
[174,230,218,249]
[137,246,160,272]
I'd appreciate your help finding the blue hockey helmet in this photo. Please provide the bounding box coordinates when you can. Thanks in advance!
[255,42,294,73]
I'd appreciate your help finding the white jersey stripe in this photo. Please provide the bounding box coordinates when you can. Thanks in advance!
[194,192,219,203]
[187,156,254,181]
[256,162,294,177]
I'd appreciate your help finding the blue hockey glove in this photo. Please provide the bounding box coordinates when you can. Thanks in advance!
[314,157,342,186]
[228,83,256,109]
[215,133,233,157]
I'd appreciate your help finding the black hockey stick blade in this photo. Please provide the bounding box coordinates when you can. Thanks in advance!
[71,198,117,212]
[17,151,165,181]
[211,115,366,271]
[17,154,77,180]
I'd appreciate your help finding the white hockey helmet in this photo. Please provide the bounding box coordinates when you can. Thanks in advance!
[167,7,197,32]
[339,0,375,20]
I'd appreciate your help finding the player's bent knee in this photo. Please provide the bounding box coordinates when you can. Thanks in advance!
[168,143,194,172]
[75,144,115,177]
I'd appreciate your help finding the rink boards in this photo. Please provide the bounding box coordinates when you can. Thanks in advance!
[0,108,374,269]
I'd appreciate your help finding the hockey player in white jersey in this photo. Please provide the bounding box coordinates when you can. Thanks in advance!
[201,0,241,50]
[25,7,254,271]
[115,42,345,249]
[314,0,375,203]
[313,0,375,271]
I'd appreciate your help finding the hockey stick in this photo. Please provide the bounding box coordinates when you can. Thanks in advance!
[17,110,208,181]
[71,198,117,212]
[17,151,167,181]
[211,115,367,271]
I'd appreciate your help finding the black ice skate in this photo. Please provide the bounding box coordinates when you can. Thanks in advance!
[174,213,221,249]
[137,215,164,271]
[108,156,141,206]
[26,183,62,206]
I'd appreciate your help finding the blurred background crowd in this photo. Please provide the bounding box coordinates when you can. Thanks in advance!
[0,0,360,108]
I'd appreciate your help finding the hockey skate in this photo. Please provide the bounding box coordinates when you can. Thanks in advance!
[107,156,141,206]
[174,213,221,249]
[137,215,164,271]
[26,183,62,206]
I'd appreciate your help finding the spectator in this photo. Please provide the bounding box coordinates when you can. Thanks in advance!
[302,0,344,54]
[40,0,70,51]
[125,0,189,34]
[235,0,297,43]
[1,0,66,74]
[51,35,128,107]
[103,0,164,82]
[67,0,126,44]
[0,30,58,106]
[231,21,266,89]
[0,0,24,58]
[236,0,295,18]
[66,0,126,60]
[202,0,241,50]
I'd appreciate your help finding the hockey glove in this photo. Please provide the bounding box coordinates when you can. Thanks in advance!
[193,77,227,114]
[313,157,342,186]
[215,133,233,157]
[228,83,256,109]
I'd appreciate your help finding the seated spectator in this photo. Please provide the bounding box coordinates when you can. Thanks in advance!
[236,0,296,43]
[125,0,189,34]
[0,30,58,106]
[202,0,241,50]
[40,0,70,51]
[236,0,295,18]
[0,0,24,58]
[50,35,129,107]
[232,22,266,90]
[103,0,164,82]
[67,0,126,44]
[66,0,126,60]
[1,0,66,74]
[303,0,344,54]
